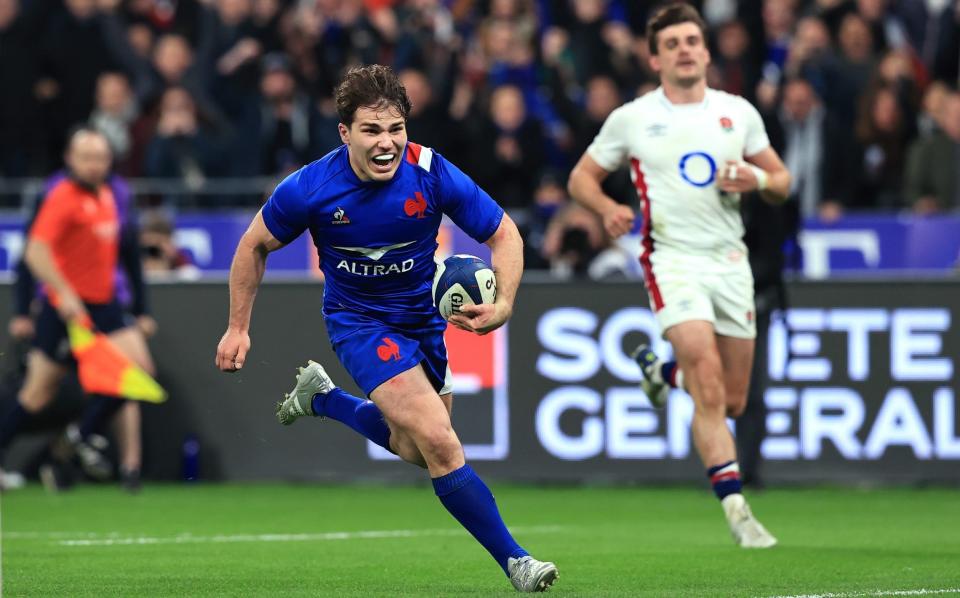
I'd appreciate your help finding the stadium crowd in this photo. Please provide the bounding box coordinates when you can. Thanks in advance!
[1,0,959,274]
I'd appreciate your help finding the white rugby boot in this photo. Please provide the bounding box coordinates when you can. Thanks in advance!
[722,494,778,548]
[508,556,559,592]
[275,361,336,425]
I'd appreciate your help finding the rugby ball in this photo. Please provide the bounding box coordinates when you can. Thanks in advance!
[432,254,497,321]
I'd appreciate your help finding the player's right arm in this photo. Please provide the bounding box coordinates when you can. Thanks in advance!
[568,105,636,238]
[568,154,635,238]
[216,210,285,373]
[217,171,308,372]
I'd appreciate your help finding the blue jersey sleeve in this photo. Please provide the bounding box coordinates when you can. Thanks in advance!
[262,171,309,244]
[435,153,504,243]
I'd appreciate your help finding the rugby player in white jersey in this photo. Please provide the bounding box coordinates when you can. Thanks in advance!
[568,2,791,548]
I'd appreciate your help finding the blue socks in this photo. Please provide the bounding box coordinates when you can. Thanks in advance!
[312,389,392,452]
[313,393,527,574]
[707,460,743,500]
[432,464,528,575]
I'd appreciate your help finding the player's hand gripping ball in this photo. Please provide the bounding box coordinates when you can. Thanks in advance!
[432,254,497,321]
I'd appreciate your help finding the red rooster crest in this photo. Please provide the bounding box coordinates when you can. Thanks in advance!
[403,192,427,218]
[376,337,401,361]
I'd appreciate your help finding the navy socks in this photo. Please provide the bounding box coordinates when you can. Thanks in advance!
[707,460,743,500]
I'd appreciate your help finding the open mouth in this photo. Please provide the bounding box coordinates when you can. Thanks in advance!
[370,153,397,172]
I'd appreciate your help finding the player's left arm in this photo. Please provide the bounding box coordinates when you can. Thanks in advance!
[745,147,791,204]
[718,148,791,204]
[448,213,523,336]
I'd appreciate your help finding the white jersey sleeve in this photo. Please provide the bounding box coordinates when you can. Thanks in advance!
[740,97,771,157]
[586,104,633,172]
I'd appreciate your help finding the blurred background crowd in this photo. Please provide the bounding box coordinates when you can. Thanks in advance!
[1,0,959,275]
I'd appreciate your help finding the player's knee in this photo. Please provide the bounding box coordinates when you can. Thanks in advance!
[391,434,428,468]
[416,426,461,467]
[725,381,749,416]
[727,396,747,418]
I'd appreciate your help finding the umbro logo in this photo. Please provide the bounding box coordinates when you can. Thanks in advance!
[332,207,351,225]
[646,124,667,137]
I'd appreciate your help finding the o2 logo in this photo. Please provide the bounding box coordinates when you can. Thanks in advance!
[678,151,717,188]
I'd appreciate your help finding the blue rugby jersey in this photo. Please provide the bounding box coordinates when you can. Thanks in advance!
[261,142,504,322]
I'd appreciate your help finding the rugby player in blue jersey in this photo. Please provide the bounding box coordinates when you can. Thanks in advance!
[215,65,558,592]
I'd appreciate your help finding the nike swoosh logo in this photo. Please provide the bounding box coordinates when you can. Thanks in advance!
[331,240,415,261]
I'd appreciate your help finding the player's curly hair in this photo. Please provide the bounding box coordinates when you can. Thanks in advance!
[646,2,708,56]
[335,65,412,125]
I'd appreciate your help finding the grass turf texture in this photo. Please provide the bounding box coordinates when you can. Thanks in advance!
[2,484,958,597]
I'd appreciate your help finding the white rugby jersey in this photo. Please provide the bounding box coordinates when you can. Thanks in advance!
[587,86,770,255]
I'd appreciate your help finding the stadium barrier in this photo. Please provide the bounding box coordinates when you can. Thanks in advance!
[0,280,957,484]
[5,208,960,278]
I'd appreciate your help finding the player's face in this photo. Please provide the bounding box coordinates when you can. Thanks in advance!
[650,22,710,88]
[65,132,112,187]
[340,104,407,182]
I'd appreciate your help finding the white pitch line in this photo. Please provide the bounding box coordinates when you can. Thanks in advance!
[3,525,564,547]
[765,589,960,598]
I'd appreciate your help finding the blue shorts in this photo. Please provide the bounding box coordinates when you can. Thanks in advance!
[325,310,452,397]
[34,299,130,364]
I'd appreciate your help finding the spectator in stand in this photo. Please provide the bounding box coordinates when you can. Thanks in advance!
[823,13,878,144]
[256,53,324,177]
[0,0,44,177]
[251,0,284,56]
[837,83,914,210]
[89,72,139,176]
[782,16,832,95]
[140,211,200,280]
[904,91,960,214]
[566,75,635,207]
[917,80,950,136]
[399,68,453,155]
[524,172,569,271]
[760,0,795,83]
[466,84,546,213]
[874,48,922,115]
[931,0,960,83]
[765,77,846,221]
[565,0,619,87]
[208,0,268,175]
[143,86,225,203]
[856,0,913,55]
[540,203,607,280]
[393,0,458,86]
[710,19,761,105]
[37,0,117,167]
[97,0,218,118]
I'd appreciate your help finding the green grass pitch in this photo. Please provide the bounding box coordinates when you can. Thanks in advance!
[2,483,959,596]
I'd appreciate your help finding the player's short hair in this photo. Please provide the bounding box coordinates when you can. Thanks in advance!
[335,65,411,125]
[646,2,708,56]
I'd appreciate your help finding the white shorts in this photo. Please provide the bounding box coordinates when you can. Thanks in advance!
[640,247,756,339]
